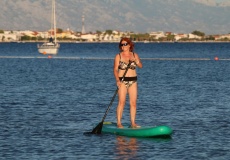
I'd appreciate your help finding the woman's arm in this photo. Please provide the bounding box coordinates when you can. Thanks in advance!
[113,54,120,82]
[134,53,143,68]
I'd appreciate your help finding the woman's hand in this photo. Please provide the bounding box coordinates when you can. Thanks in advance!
[129,57,136,63]
[116,81,121,88]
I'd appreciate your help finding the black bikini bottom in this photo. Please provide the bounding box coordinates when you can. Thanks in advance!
[119,76,137,88]
[119,76,137,81]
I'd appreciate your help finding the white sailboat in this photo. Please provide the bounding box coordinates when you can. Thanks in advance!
[37,0,60,55]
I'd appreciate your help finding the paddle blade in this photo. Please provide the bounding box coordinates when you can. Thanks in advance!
[91,122,103,134]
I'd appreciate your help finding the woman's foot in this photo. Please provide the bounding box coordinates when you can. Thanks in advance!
[117,124,124,128]
[130,124,141,128]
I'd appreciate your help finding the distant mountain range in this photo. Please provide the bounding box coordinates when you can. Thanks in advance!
[0,0,229,35]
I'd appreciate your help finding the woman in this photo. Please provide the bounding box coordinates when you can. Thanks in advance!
[113,37,143,128]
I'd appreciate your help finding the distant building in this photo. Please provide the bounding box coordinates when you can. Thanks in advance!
[81,33,97,41]
[218,34,230,40]
[37,31,49,39]
[0,31,20,42]
[174,33,188,41]
[188,33,202,39]
[149,31,165,39]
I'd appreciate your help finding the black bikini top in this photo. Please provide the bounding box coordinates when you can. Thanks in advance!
[118,52,137,70]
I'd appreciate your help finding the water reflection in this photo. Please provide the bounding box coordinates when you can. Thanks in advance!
[115,136,138,159]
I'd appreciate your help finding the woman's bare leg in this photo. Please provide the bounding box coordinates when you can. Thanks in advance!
[128,82,138,127]
[117,83,127,128]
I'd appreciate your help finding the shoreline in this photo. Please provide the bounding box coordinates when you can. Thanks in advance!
[1,40,230,43]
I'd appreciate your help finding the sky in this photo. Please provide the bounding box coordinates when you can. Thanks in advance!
[0,0,229,34]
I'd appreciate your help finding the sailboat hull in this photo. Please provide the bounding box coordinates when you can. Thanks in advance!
[37,43,60,55]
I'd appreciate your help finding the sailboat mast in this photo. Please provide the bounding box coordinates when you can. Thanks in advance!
[53,0,57,44]
[50,0,53,39]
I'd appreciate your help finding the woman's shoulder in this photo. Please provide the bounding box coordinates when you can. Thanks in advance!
[133,52,139,57]
[115,53,121,57]
[114,53,120,60]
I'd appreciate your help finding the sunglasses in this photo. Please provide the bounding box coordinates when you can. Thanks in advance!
[120,43,129,46]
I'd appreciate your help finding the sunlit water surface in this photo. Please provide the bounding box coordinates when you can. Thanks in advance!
[0,42,230,159]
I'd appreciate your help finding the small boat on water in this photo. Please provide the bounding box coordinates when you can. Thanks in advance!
[37,0,60,55]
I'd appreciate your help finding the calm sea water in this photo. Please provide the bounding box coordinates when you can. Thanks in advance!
[0,42,230,160]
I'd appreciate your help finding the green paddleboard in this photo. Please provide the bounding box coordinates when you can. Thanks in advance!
[102,122,173,138]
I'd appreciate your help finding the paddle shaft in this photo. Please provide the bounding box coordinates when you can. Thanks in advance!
[91,61,132,134]
[101,61,131,122]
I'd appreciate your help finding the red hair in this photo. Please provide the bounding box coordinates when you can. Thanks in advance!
[119,37,134,52]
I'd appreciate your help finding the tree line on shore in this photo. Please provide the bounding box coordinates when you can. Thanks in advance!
[1,29,230,42]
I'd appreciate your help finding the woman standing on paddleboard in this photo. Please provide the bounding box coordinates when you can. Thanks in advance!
[113,37,143,128]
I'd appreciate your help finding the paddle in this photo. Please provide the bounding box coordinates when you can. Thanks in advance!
[91,61,132,134]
